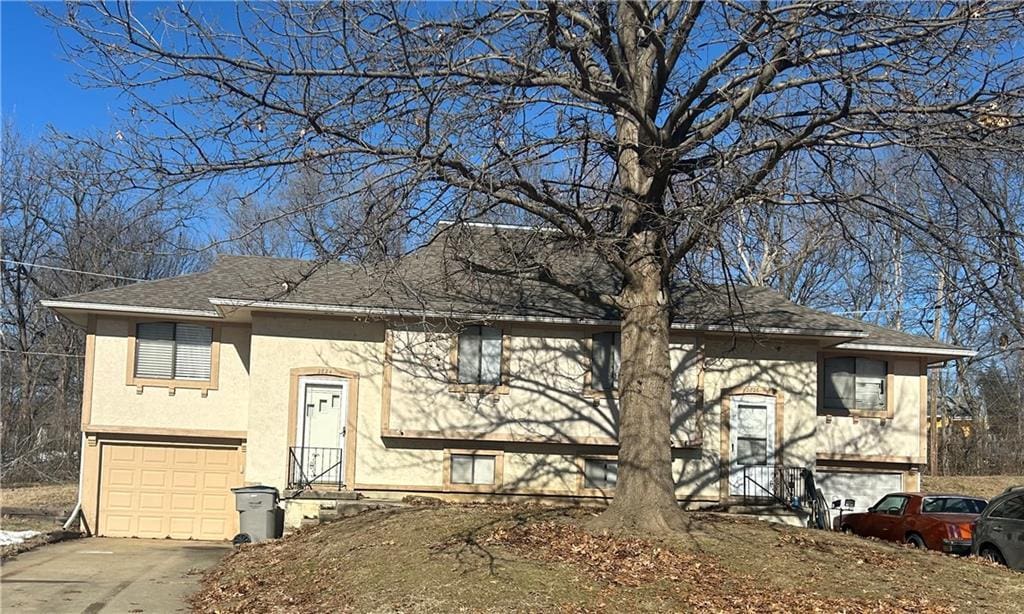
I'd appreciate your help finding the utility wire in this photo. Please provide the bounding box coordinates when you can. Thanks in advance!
[0,259,147,282]
[0,349,85,358]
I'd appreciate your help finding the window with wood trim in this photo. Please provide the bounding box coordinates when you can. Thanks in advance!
[821,356,886,412]
[450,453,496,485]
[457,326,503,385]
[590,332,621,391]
[135,322,213,381]
[583,458,618,490]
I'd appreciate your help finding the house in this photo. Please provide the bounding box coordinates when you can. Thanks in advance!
[41,222,974,540]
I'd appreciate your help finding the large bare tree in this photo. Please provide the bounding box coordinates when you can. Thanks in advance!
[50,1,1024,530]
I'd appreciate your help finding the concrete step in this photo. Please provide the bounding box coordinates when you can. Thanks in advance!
[283,489,363,501]
[319,501,401,522]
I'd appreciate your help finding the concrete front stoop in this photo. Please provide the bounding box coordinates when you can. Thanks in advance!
[283,492,404,532]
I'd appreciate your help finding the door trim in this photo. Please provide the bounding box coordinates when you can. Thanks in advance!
[286,367,360,489]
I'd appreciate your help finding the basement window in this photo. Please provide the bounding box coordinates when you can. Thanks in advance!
[450,454,496,485]
[583,458,618,490]
[135,322,213,381]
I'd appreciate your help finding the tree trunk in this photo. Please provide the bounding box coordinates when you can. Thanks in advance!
[590,232,687,533]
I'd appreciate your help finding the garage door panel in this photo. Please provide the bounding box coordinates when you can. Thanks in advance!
[99,442,241,540]
[173,448,200,465]
[142,446,170,463]
[106,490,134,509]
[107,468,136,486]
[140,469,168,487]
[202,493,230,512]
[204,449,234,466]
[104,515,133,533]
[173,470,198,488]
[203,472,230,489]
[199,518,228,540]
[109,446,138,462]
[817,471,903,514]
[139,492,167,510]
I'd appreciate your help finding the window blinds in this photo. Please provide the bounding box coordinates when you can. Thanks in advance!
[135,322,212,380]
[591,332,621,391]
[135,322,176,379]
[457,326,502,385]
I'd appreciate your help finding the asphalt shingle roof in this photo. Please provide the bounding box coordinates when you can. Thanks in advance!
[48,224,965,354]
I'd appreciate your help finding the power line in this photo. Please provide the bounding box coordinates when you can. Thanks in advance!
[0,349,85,358]
[1,259,147,282]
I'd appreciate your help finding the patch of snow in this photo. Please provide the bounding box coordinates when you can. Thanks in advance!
[0,530,41,546]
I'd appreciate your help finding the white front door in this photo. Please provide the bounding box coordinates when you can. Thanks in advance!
[729,395,776,497]
[296,378,347,486]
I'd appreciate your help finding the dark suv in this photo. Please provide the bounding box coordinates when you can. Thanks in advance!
[971,486,1024,570]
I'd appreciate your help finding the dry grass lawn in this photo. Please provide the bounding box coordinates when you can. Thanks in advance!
[0,482,77,509]
[192,504,1023,613]
[1,483,78,560]
[922,475,1023,499]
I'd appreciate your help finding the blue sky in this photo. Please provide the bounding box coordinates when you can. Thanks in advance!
[2,1,119,136]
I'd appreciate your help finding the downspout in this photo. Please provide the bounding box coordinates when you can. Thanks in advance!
[62,432,86,533]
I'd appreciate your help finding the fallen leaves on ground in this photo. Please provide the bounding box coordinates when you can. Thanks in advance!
[486,519,955,613]
[190,506,1013,613]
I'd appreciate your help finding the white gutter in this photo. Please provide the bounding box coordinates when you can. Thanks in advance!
[208,297,869,339]
[40,300,220,319]
[41,296,970,353]
[833,341,977,358]
[437,220,560,232]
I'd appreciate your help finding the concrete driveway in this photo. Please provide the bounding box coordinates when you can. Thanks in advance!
[1,537,230,613]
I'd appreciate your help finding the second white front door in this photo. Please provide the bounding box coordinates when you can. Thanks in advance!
[729,395,776,497]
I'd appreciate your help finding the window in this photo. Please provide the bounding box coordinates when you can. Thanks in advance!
[735,436,768,466]
[450,454,496,485]
[457,326,503,385]
[988,495,1024,520]
[822,356,887,412]
[922,497,988,514]
[583,459,618,490]
[135,322,213,381]
[591,332,621,391]
[872,494,909,515]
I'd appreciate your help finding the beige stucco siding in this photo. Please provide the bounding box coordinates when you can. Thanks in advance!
[245,313,387,488]
[703,338,819,468]
[88,317,251,432]
[86,310,929,501]
[387,325,701,443]
[502,452,579,493]
[815,358,924,459]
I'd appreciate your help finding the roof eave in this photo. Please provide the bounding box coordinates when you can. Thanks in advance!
[209,297,869,339]
[40,299,221,320]
[831,340,977,361]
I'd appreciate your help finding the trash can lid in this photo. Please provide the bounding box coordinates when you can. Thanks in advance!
[231,485,280,495]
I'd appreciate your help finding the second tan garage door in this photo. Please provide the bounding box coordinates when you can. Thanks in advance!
[98,442,242,540]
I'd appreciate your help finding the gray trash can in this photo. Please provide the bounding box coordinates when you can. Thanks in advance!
[231,485,280,543]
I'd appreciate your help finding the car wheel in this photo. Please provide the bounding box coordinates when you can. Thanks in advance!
[980,545,1007,566]
[905,534,926,549]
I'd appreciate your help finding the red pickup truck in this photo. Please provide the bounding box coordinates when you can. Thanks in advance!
[835,492,987,554]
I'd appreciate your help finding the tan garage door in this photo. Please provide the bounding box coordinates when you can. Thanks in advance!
[99,443,242,540]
